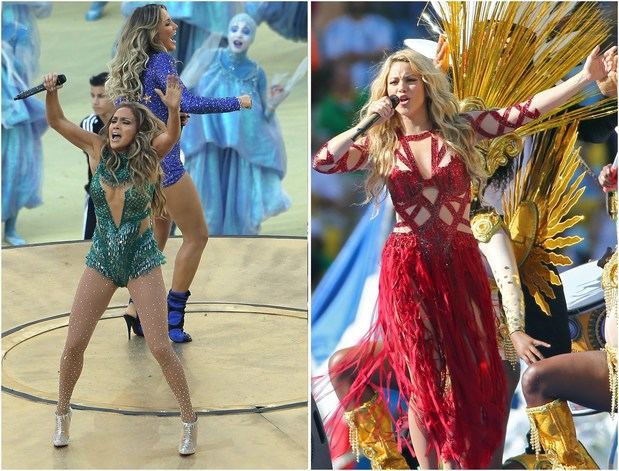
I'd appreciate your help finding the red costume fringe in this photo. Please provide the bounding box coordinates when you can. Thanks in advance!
[327,231,506,469]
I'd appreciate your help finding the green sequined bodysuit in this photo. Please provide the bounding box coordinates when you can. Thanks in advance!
[85,149,165,287]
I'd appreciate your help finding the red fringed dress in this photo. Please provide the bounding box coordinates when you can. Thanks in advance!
[312,100,540,468]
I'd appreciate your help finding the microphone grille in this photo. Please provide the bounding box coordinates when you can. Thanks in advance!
[57,74,67,85]
[388,95,400,108]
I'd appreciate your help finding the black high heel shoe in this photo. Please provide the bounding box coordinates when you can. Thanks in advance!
[123,298,144,339]
[123,314,138,340]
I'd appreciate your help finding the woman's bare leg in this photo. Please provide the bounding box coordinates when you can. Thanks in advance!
[161,173,208,292]
[57,267,117,414]
[153,213,173,251]
[407,405,440,469]
[127,267,195,422]
[522,350,611,410]
[489,361,521,468]
[328,342,398,408]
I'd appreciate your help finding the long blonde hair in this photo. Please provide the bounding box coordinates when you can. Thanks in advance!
[106,4,167,103]
[362,48,487,202]
[99,102,166,216]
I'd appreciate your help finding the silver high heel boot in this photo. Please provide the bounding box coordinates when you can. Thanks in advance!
[52,408,72,447]
[179,416,198,455]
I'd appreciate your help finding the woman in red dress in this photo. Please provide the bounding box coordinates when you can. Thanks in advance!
[313,45,616,469]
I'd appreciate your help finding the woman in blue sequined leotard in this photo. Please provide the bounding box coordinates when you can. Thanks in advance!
[43,72,198,455]
[107,4,252,343]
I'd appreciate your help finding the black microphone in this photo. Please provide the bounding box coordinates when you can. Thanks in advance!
[14,74,67,100]
[351,95,400,141]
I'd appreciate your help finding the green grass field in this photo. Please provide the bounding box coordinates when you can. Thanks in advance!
[12,2,307,244]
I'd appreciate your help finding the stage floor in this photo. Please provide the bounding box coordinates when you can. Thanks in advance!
[2,236,307,469]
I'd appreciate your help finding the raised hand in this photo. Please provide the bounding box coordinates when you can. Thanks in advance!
[267,85,289,111]
[433,35,450,73]
[597,53,617,97]
[583,45,618,82]
[43,73,63,93]
[155,74,181,110]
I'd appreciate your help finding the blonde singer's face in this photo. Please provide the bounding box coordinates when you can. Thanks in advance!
[387,61,426,118]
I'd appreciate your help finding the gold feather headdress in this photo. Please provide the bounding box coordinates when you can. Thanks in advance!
[426,1,617,313]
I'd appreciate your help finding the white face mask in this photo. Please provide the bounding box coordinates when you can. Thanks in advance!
[228,18,255,54]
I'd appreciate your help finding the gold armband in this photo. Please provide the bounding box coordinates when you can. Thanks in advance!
[470,209,504,243]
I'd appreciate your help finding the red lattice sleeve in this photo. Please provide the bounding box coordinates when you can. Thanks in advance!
[463,97,541,141]
[312,140,370,174]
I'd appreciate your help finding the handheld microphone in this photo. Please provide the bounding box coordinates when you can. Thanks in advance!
[14,74,66,100]
[351,95,400,141]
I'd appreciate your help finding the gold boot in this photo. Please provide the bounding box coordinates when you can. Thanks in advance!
[343,393,409,469]
[526,399,598,469]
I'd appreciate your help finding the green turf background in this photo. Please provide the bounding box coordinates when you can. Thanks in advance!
[13,1,308,243]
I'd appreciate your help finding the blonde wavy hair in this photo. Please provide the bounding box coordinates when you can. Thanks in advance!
[362,48,487,202]
[106,4,167,103]
[99,102,166,216]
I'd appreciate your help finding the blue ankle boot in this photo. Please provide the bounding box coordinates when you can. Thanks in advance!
[168,290,192,343]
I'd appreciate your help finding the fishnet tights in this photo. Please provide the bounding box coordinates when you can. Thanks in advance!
[56,267,195,422]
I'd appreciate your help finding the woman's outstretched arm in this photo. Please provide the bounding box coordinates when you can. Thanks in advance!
[44,73,102,156]
[151,53,251,114]
[465,46,617,140]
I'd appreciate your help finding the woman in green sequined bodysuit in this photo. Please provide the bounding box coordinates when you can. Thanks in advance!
[43,72,198,455]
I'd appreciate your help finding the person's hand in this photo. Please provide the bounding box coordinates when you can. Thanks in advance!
[583,45,617,82]
[155,74,181,111]
[597,53,617,97]
[599,164,618,192]
[433,35,450,73]
[510,331,551,365]
[239,94,252,109]
[180,112,190,126]
[267,85,289,111]
[43,73,63,93]
[366,96,395,125]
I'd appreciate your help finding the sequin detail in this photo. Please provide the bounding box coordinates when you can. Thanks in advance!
[85,149,165,287]
[141,52,241,187]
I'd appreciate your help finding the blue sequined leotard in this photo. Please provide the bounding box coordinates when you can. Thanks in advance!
[85,149,165,287]
[141,52,241,187]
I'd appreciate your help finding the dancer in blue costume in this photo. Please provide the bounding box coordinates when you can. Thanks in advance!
[107,4,252,343]
[181,13,291,235]
[1,2,51,246]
